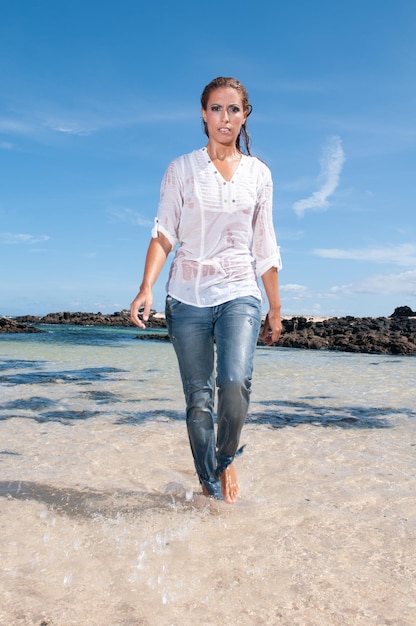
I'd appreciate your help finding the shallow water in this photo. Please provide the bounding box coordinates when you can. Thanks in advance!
[1,327,415,625]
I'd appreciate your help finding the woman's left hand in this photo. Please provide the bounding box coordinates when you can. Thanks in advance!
[260,310,282,346]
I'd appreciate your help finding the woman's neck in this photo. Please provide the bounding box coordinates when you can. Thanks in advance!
[205,142,242,181]
[206,142,241,162]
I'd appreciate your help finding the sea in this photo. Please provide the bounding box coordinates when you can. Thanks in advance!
[1,325,415,625]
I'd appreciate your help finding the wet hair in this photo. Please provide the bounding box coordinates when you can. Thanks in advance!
[200,77,253,155]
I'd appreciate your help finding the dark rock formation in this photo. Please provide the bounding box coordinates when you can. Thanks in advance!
[7,306,416,355]
[390,305,416,318]
[14,310,166,329]
[0,317,43,334]
[135,333,171,341]
[259,315,416,355]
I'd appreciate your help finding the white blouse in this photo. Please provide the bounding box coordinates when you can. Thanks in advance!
[152,147,282,307]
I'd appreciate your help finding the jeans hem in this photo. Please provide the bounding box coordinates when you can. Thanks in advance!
[200,479,223,500]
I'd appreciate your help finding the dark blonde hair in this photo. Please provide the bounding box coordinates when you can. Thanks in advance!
[200,77,253,155]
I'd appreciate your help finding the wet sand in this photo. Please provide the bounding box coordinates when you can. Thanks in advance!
[1,418,415,625]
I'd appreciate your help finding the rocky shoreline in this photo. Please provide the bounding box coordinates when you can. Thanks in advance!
[2,306,415,355]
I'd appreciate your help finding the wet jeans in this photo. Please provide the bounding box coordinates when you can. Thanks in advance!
[165,295,262,499]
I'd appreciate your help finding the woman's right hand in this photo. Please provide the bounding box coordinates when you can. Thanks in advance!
[130,287,153,329]
[129,233,171,329]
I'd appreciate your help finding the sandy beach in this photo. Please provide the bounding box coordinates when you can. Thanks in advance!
[1,331,415,625]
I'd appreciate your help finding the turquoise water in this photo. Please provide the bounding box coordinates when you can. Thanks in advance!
[0,325,416,428]
[1,323,167,345]
[1,324,414,426]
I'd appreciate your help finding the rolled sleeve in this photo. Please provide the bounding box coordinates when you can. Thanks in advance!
[252,165,283,277]
[152,160,183,248]
[151,217,178,248]
[255,247,283,277]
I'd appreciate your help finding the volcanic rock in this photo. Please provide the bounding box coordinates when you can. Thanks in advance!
[0,317,43,334]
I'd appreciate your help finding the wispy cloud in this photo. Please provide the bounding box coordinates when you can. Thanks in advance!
[277,228,305,242]
[1,110,99,138]
[0,141,14,150]
[41,106,192,136]
[280,270,416,314]
[108,207,153,228]
[0,94,194,142]
[330,269,416,297]
[293,136,345,218]
[280,283,312,298]
[0,233,50,244]
[43,121,92,136]
[313,243,416,267]
[0,118,32,134]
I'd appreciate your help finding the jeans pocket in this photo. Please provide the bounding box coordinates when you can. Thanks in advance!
[165,296,184,323]
[245,296,262,316]
[165,295,181,311]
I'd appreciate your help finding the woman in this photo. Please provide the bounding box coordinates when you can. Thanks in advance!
[130,77,282,503]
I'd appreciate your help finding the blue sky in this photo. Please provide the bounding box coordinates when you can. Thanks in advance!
[1,0,415,317]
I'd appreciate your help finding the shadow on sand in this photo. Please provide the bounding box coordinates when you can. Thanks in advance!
[1,394,412,428]
[0,480,199,520]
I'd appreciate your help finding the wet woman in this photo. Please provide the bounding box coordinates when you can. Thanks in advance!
[130,77,282,503]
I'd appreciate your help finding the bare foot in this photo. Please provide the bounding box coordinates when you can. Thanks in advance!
[220,464,240,504]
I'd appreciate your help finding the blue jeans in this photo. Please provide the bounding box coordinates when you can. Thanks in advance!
[165,295,262,499]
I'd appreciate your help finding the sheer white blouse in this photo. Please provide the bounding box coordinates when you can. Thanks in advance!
[152,147,282,307]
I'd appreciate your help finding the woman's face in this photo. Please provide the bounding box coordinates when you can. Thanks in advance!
[202,87,247,147]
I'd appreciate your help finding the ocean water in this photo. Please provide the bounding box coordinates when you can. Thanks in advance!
[1,326,415,625]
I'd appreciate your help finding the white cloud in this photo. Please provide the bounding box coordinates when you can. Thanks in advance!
[330,270,416,297]
[313,243,416,267]
[277,228,305,241]
[280,284,313,301]
[281,283,310,294]
[108,207,153,228]
[0,233,50,244]
[293,136,345,217]
[43,122,92,136]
